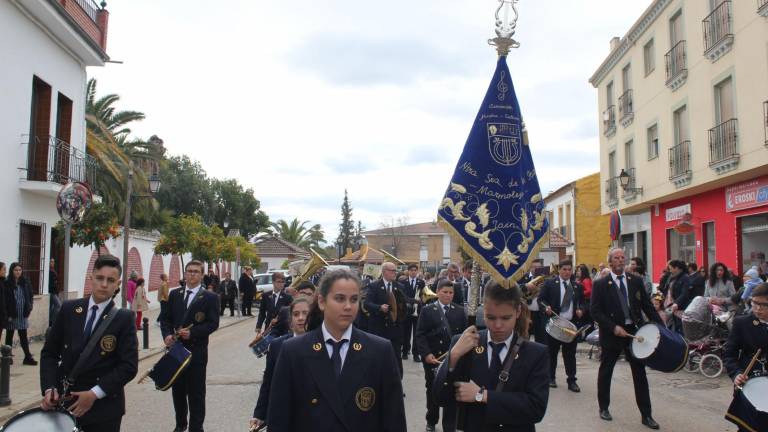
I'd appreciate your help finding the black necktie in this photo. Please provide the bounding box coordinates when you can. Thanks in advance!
[328,339,348,379]
[386,282,391,292]
[561,280,573,312]
[443,305,449,314]
[489,342,505,386]
[183,289,193,310]
[83,305,99,341]
[617,275,631,320]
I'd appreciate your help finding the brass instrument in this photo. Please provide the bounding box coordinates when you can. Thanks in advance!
[420,285,438,303]
[387,289,399,322]
[288,248,329,290]
[379,249,406,266]
[522,275,546,301]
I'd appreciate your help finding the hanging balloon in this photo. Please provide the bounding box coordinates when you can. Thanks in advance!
[56,182,93,224]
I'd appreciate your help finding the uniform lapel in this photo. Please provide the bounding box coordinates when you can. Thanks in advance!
[306,328,351,432]
[471,330,490,387]
[604,277,625,321]
[340,328,366,404]
[71,298,89,348]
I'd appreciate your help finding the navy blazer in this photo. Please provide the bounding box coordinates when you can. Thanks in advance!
[257,291,293,331]
[267,327,406,432]
[160,287,220,362]
[434,330,549,432]
[363,279,404,340]
[414,301,467,360]
[723,314,768,379]
[253,333,293,420]
[590,274,661,350]
[40,298,138,426]
[537,277,584,321]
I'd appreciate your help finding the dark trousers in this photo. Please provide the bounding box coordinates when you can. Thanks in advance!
[220,296,234,316]
[390,339,403,378]
[172,358,208,432]
[242,297,253,316]
[423,363,456,431]
[79,417,122,432]
[597,334,652,417]
[5,328,32,357]
[547,335,577,383]
[402,315,418,356]
[531,311,548,345]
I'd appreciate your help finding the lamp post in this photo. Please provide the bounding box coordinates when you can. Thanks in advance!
[120,161,161,308]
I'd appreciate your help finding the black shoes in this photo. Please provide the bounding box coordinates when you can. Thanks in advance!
[642,416,660,430]
[549,380,557,388]
[172,426,187,432]
[425,425,436,432]
[23,356,37,366]
[413,354,421,362]
[567,382,580,393]
[402,353,409,360]
[599,410,613,421]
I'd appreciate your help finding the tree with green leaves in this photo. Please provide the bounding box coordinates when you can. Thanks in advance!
[56,202,120,253]
[336,190,355,253]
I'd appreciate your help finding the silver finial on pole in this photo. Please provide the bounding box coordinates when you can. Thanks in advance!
[488,0,521,55]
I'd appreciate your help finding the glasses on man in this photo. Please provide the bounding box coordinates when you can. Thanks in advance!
[752,300,768,310]
[186,269,202,274]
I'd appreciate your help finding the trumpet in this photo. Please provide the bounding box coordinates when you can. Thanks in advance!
[522,275,546,300]
[420,285,438,303]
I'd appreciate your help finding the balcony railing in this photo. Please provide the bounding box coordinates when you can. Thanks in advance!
[763,100,768,145]
[665,40,688,90]
[57,0,108,51]
[759,0,768,17]
[703,1,734,61]
[21,135,98,189]
[669,141,692,179]
[605,178,618,206]
[621,167,638,199]
[618,90,634,126]
[67,0,100,22]
[709,118,739,173]
[603,105,616,136]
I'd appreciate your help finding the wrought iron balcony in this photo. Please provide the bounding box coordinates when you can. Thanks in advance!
[669,140,692,188]
[665,40,688,91]
[618,90,634,127]
[708,118,739,174]
[620,168,639,200]
[703,1,734,62]
[603,105,616,137]
[20,135,98,192]
[605,178,618,207]
[759,0,768,17]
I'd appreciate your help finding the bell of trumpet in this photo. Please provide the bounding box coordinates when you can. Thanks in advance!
[379,249,406,266]
[289,248,329,290]
[420,285,438,303]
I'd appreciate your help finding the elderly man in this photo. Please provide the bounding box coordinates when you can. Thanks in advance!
[445,262,468,306]
[364,262,406,377]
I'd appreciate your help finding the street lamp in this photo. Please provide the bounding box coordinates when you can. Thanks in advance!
[120,161,162,308]
[618,168,643,194]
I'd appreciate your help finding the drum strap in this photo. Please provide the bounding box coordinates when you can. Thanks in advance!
[495,337,524,392]
[65,308,121,391]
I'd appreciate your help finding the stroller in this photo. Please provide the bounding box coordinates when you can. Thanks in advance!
[680,296,731,378]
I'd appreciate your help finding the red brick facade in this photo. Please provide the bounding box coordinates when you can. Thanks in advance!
[127,247,143,279]
[168,255,181,289]
[148,254,164,292]
[82,246,110,296]
[58,0,109,51]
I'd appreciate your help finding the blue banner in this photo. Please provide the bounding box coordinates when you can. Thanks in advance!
[438,56,549,286]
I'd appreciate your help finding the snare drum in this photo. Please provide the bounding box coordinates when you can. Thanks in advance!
[0,408,78,431]
[743,376,768,413]
[726,377,768,431]
[631,323,688,373]
[147,341,192,391]
[545,316,579,344]
[251,331,277,358]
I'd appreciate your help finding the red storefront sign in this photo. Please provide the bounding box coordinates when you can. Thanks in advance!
[725,176,768,212]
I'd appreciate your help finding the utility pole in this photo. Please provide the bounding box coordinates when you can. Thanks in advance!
[120,162,134,308]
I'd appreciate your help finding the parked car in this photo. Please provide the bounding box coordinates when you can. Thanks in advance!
[254,273,274,295]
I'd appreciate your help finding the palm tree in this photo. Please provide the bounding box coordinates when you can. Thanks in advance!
[86,78,145,140]
[270,219,326,249]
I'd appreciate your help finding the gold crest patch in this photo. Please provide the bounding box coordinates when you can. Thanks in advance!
[474,346,485,354]
[75,306,83,314]
[100,335,116,353]
[635,291,642,301]
[355,387,376,412]
[313,343,322,352]
[352,342,362,351]
[754,320,760,327]
[195,312,205,323]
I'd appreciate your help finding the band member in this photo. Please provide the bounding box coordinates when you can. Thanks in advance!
[590,248,661,430]
[434,280,549,431]
[415,279,467,432]
[160,260,220,432]
[445,262,468,306]
[267,268,407,431]
[403,263,426,361]
[538,259,584,392]
[239,267,256,316]
[724,283,768,431]
[250,297,311,430]
[256,272,293,336]
[364,262,406,377]
[520,259,547,344]
[40,254,138,432]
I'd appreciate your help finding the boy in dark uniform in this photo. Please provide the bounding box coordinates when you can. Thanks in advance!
[724,283,768,431]
[415,279,467,431]
[267,268,406,432]
[434,280,549,432]
[161,260,220,432]
[40,255,138,432]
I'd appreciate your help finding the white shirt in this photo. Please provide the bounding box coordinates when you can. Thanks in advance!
[610,272,633,325]
[487,332,515,367]
[273,290,282,306]
[185,285,202,308]
[411,279,419,316]
[526,273,540,312]
[437,300,451,316]
[321,322,353,368]
[85,297,112,400]
[559,278,574,320]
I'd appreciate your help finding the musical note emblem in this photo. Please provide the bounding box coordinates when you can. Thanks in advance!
[497,71,509,101]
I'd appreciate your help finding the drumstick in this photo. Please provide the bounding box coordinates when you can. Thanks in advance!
[628,334,645,343]
[736,348,762,391]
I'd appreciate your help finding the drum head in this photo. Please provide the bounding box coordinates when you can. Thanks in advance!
[742,377,768,413]
[631,324,660,359]
[0,408,76,431]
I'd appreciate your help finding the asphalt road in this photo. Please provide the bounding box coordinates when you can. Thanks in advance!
[122,321,738,431]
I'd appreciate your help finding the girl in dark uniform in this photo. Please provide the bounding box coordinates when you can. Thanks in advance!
[267,268,406,432]
[250,297,311,430]
[434,280,549,432]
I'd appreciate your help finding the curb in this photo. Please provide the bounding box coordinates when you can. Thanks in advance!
[0,315,254,424]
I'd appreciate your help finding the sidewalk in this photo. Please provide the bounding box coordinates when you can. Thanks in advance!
[0,306,254,423]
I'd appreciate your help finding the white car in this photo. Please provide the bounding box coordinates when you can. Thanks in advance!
[254,273,276,295]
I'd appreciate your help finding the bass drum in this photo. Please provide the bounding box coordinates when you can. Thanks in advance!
[0,408,78,431]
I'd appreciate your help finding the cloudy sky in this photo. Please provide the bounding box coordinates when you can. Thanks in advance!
[89,0,651,241]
